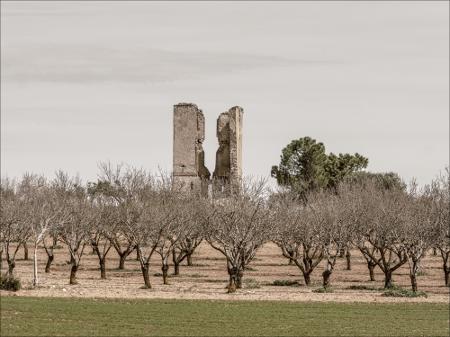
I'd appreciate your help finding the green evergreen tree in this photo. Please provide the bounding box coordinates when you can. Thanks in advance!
[343,171,406,190]
[271,137,369,195]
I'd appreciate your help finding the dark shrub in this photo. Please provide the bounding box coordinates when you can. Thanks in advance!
[382,288,427,298]
[0,274,21,291]
[271,279,299,287]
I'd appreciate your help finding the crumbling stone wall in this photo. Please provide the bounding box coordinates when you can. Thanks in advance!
[213,106,244,195]
[172,103,243,197]
[173,103,210,194]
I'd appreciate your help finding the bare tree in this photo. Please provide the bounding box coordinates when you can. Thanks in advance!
[0,178,29,276]
[338,182,381,281]
[272,192,324,286]
[41,171,79,274]
[142,174,195,286]
[42,228,59,273]
[171,197,203,275]
[92,163,137,270]
[429,169,450,286]
[132,208,160,289]
[89,203,115,279]
[172,234,203,274]
[57,176,92,285]
[131,182,168,289]
[359,185,408,289]
[18,174,62,287]
[271,193,307,278]
[397,186,434,292]
[154,208,184,284]
[109,230,135,270]
[314,191,350,288]
[205,179,272,293]
[86,182,120,279]
[152,186,199,284]
[101,164,163,289]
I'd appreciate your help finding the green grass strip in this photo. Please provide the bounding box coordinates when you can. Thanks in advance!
[1,296,448,336]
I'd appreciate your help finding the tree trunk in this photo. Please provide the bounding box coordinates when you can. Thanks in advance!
[118,254,127,270]
[408,260,420,292]
[92,243,107,280]
[69,264,78,285]
[322,269,332,288]
[32,244,39,287]
[186,253,193,266]
[100,259,106,279]
[410,273,418,292]
[345,250,351,271]
[24,243,29,261]
[227,266,238,293]
[384,270,393,289]
[45,254,54,273]
[161,264,169,285]
[228,278,237,293]
[368,261,376,281]
[444,265,449,287]
[0,250,3,272]
[339,248,345,258]
[141,264,151,289]
[173,262,180,276]
[7,259,15,276]
[303,272,311,286]
[236,270,243,289]
[288,258,294,265]
[172,248,181,276]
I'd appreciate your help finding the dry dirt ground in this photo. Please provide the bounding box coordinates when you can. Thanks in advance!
[1,242,448,303]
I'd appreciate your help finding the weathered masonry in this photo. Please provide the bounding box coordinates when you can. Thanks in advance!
[213,106,243,195]
[172,103,243,196]
[172,103,210,195]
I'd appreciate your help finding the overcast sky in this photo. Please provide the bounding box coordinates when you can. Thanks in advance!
[1,1,449,186]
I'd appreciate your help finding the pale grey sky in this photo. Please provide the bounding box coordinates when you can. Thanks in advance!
[1,1,449,186]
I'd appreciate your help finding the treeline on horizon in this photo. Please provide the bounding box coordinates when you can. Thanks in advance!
[1,136,448,295]
[0,162,448,294]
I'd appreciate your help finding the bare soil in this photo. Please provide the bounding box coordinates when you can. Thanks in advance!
[1,242,448,303]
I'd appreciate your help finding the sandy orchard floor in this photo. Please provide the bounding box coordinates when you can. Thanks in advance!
[1,242,449,303]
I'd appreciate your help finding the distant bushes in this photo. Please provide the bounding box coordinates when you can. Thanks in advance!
[243,278,261,289]
[347,285,380,291]
[0,274,22,292]
[271,279,299,287]
[382,286,427,298]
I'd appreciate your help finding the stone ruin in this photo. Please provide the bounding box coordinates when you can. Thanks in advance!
[172,103,243,196]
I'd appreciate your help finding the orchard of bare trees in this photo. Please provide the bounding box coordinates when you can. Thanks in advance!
[1,164,449,294]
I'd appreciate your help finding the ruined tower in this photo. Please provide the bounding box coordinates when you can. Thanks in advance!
[172,103,210,194]
[213,106,244,195]
[172,103,243,196]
